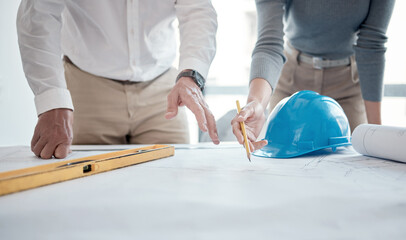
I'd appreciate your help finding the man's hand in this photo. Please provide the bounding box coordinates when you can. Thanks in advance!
[231,101,268,152]
[166,77,219,144]
[31,108,73,159]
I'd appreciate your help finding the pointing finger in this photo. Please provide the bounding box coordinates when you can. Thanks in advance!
[231,119,244,144]
[183,97,208,132]
[204,108,219,144]
[165,89,179,119]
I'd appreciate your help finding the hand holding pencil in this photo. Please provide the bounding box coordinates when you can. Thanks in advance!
[236,100,251,161]
[232,100,268,160]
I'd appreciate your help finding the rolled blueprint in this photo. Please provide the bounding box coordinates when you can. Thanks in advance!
[352,124,406,163]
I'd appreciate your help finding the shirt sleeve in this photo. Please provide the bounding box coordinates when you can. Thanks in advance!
[174,0,218,80]
[250,0,286,90]
[17,0,73,116]
[354,0,395,102]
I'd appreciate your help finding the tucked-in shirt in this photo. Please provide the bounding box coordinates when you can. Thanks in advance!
[251,0,395,101]
[17,0,217,115]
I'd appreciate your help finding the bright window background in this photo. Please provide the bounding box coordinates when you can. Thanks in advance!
[0,1,405,146]
[381,1,406,127]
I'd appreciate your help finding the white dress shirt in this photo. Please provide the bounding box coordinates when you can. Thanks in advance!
[17,0,217,115]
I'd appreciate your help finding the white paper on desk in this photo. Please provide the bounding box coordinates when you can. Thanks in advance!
[70,142,240,151]
[2,144,406,240]
[352,124,406,162]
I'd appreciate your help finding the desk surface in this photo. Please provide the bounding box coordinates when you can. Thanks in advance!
[1,143,406,240]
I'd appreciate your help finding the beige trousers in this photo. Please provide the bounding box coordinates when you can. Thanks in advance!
[269,46,367,132]
[64,60,189,144]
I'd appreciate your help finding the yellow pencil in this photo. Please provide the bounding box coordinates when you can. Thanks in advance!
[236,100,251,161]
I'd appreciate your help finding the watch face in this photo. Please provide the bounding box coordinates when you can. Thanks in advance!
[193,72,203,88]
[177,70,205,91]
[187,70,196,78]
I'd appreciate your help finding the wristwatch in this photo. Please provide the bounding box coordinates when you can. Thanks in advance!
[176,70,205,92]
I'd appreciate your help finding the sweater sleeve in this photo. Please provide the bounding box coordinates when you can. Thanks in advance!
[250,0,286,89]
[354,0,395,102]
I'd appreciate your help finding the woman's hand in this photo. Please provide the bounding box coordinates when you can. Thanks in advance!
[231,78,273,151]
[231,100,268,151]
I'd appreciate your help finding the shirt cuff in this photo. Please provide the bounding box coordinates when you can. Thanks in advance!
[34,88,74,116]
[178,58,210,80]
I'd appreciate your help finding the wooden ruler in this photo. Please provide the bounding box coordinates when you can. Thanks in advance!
[0,144,174,196]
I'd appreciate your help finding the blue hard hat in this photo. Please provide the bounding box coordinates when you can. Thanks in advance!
[253,90,351,158]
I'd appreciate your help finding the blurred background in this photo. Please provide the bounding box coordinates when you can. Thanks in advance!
[1,0,405,146]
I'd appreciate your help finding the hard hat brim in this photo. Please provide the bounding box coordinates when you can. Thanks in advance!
[252,142,352,158]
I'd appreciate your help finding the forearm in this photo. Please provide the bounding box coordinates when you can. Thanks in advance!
[364,100,382,124]
[247,78,273,110]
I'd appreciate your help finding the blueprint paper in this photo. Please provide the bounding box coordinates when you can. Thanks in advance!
[1,144,406,240]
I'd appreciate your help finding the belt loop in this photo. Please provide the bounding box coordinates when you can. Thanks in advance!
[350,55,359,83]
[285,42,300,64]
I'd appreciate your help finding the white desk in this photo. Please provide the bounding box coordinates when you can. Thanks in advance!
[1,143,406,240]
